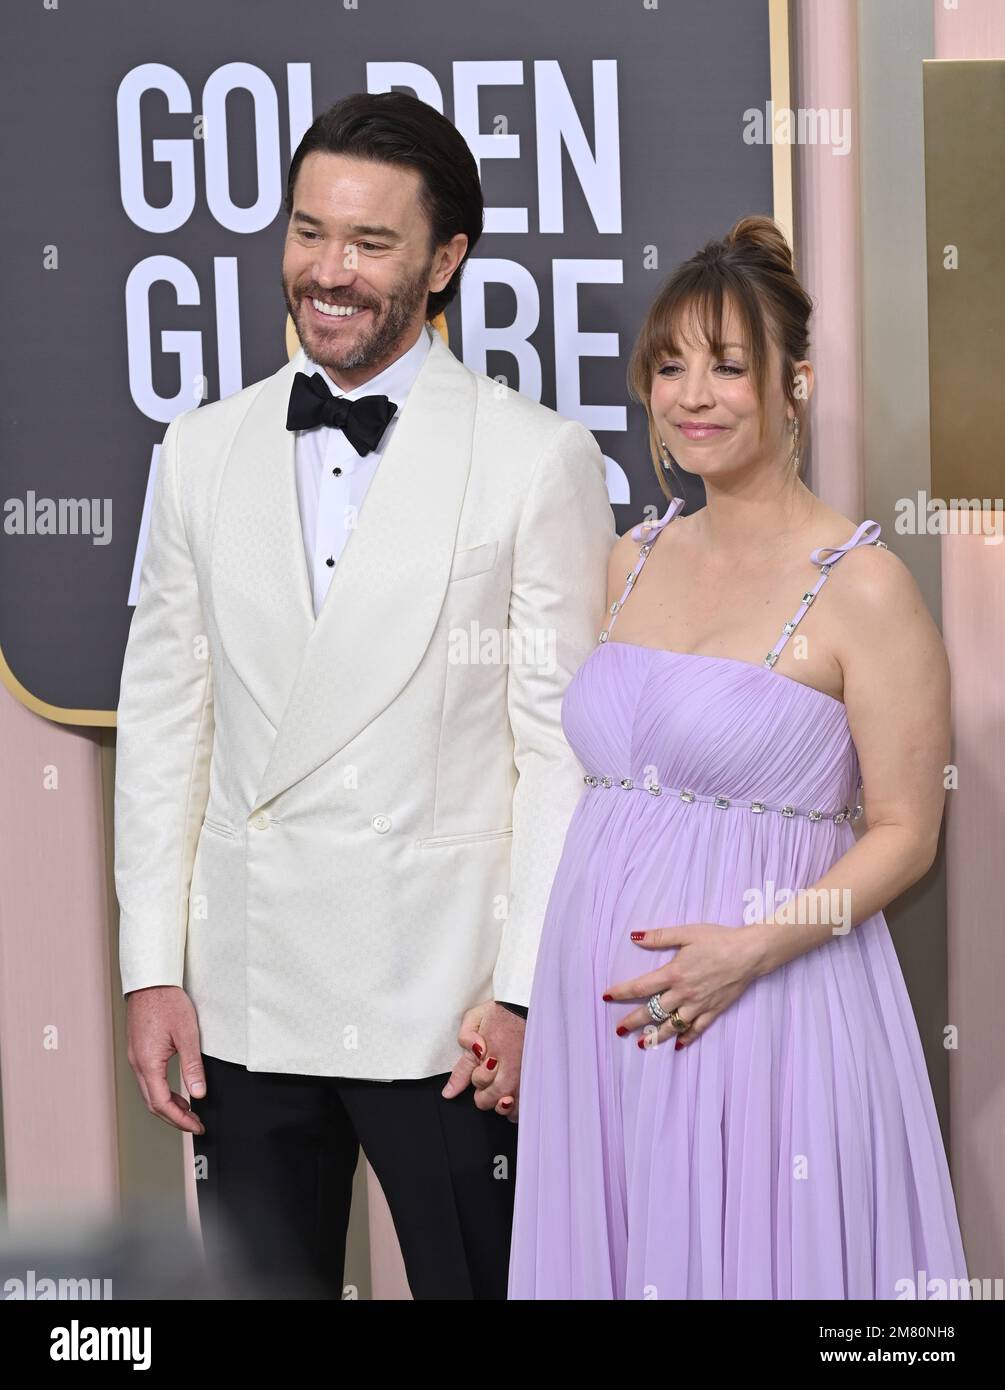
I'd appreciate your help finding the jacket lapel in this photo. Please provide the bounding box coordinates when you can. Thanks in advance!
[210,330,477,810]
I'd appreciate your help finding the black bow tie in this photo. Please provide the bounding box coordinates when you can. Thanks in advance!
[286,371,398,456]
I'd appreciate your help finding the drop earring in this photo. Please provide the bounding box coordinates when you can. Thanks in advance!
[789,416,800,470]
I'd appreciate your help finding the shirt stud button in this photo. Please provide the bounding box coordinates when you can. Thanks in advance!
[333,467,342,476]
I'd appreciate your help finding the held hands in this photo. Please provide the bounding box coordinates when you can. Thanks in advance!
[604,923,768,1049]
[442,999,524,1122]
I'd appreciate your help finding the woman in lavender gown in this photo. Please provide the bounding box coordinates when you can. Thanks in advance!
[506,216,969,1299]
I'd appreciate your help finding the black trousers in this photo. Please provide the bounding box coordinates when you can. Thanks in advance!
[190,1052,519,1300]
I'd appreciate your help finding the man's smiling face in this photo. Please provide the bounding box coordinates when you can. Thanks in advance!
[282,152,454,387]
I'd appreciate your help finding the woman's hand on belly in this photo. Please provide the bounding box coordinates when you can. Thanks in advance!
[601,922,768,1050]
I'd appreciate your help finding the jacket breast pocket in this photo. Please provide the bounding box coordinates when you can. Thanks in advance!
[449,540,498,583]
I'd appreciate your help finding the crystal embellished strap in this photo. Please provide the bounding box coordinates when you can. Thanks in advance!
[764,519,887,669]
[600,495,686,643]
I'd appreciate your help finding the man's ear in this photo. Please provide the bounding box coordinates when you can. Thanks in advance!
[430,232,468,292]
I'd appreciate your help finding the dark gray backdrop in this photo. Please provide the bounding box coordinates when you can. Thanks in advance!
[0,0,773,717]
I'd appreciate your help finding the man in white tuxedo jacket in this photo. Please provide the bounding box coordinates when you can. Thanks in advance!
[114,92,615,1299]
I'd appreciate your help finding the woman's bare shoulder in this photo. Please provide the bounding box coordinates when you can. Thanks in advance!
[608,500,693,575]
[821,525,941,672]
[816,514,916,608]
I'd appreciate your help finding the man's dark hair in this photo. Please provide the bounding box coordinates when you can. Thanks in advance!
[284,91,484,320]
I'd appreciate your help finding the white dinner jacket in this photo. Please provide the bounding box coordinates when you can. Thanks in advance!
[114,326,616,1078]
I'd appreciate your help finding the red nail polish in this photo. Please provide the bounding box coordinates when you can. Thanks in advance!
[637,1038,646,1049]
[602,992,613,1001]
[472,1043,483,1059]
[616,1025,628,1037]
[486,1057,497,1070]
[630,932,645,942]
[675,1038,683,1051]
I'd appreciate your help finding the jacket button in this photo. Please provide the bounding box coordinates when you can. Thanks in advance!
[251,812,270,829]
[371,814,391,833]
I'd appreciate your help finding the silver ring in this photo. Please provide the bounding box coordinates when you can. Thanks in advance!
[647,993,671,1025]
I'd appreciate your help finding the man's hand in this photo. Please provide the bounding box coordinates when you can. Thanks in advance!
[126,985,207,1134]
[441,999,525,1121]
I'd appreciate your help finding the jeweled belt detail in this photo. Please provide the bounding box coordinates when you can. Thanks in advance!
[581,773,861,824]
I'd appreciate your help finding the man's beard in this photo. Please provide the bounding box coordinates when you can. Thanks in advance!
[285,260,433,371]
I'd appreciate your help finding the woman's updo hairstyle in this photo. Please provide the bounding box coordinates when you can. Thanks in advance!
[628,215,814,500]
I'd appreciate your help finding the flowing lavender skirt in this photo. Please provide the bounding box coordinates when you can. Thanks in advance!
[507,642,969,1299]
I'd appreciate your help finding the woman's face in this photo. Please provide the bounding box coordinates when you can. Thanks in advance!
[649,297,811,483]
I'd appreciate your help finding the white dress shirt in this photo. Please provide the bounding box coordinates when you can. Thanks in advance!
[293,323,433,617]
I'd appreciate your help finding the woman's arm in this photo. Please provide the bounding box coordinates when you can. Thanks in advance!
[748,541,950,975]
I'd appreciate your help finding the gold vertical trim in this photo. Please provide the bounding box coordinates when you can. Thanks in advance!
[769,0,795,256]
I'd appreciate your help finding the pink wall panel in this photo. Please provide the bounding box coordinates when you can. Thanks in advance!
[0,690,118,1218]
[933,0,1005,1289]
[934,0,1005,59]
[940,527,1005,1282]
[791,0,863,519]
